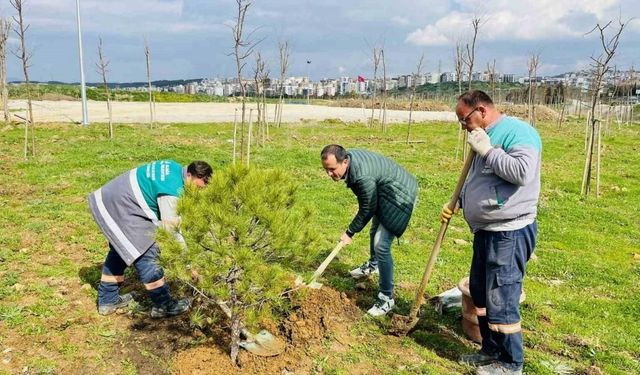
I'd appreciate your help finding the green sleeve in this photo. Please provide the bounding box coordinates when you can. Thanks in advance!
[347,177,377,234]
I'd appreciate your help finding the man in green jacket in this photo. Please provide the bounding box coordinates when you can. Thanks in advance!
[321,144,418,316]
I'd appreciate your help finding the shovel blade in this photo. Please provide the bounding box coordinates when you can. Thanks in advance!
[239,330,286,357]
[389,314,419,336]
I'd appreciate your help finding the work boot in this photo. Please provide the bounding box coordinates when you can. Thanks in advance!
[150,298,191,318]
[460,350,499,366]
[97,292,135,316]
[367,292,394,317]
[476,362,522,375]
[349,261,379,280]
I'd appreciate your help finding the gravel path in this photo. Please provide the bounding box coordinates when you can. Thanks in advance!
[8,100,456,124]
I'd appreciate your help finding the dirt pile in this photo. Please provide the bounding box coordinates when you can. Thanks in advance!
[497,103,559,121]
[328,98,452,112]
[172,288,362,375]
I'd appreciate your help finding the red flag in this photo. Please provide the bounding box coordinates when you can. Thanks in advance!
[357,75,365,83]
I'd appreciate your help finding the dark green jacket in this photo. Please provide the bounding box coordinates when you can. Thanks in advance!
[345,150,418,237]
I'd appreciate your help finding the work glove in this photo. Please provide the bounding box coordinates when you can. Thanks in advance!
[467,128,492,157]
[441,202,460,223]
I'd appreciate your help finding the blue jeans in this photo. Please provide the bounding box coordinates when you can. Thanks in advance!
[368,216,396,297]
[98,243,169,307]
[469,222,537,370]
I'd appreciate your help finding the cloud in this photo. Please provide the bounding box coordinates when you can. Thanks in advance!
[391,16,410,26]
[254,8,281,18]
[6,0,638,82]
[406,0,637,46]
[17,0,222,36]
[573,59,592,71]
[405,25,449,46]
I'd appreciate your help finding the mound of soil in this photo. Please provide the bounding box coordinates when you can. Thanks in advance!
[40,93,78,101]
[497,103,559,121]
[172,288,361,375]
[328,98,452,112]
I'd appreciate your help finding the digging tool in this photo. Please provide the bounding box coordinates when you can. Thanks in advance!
[295,241,346,289]
[390,150,476,336]
[215,299,285,357]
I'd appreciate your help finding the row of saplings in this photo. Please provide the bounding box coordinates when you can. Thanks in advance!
[157,165,327,365]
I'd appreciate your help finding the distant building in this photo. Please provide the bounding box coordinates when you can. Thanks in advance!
[502,74,515,83]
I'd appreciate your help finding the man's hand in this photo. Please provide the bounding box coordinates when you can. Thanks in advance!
[467,128,492,157]
[441,202,460,223]
[340,232,353,245]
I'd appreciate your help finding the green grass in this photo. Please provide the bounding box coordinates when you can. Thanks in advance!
[0,119,638,374]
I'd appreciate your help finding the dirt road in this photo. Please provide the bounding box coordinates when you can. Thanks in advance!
[8,100,456,124]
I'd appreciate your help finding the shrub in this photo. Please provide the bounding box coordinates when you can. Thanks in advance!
[157,165,323,363]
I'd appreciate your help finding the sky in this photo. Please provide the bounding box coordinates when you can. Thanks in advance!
[2,0,640,83]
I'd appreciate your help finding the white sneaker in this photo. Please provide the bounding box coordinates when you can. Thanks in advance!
[476,362,522,375]
[367,292,395,317]
[349,261,379,280]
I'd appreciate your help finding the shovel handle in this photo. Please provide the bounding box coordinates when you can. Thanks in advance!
[407,150,475,320]
[310,241,345,281]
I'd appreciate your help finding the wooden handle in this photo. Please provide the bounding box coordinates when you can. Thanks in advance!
[407,151,475,320]
[311,241,345,281]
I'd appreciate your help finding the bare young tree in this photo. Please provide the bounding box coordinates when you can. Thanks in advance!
[230,0,253,164]
[487,59,497,100]
[406,52,424,144]
[462,17,482,91]
[11,0,35,158]
[275,40,289,128]
[454,41,464,96]
[380,48,388,131]
[581,19,628,197]
[454,41,465,160]
[629,65,636,125]
[227,0,260,360]
[260,64,269,141]
[95,37,113,139]
[144,37,154,129]
[232,108,238,162]
[0,17,11,123]
[253,52,268,146]
[369,46,381,128]
[527,52,541,126]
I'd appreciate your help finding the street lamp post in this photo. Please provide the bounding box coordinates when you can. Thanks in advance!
[76,0,89,125]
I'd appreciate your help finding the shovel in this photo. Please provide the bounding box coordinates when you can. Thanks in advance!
[295,241,346,289]
[390,150,475,336]
[215,299,286,357]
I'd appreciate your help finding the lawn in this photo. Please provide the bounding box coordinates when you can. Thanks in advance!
[0,117,638,374]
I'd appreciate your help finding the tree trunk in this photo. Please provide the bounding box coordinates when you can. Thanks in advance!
[596,119,602,197]
[246,109,253,166]
[107,98,113,139]
[557,103,565,128]
[232,108,238,163]
[406,93,414,144]
[144,39,154,130]
[22,115,28,159]
[230,313,241,366]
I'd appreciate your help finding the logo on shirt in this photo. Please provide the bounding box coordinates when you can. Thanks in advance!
[146,161,172,181]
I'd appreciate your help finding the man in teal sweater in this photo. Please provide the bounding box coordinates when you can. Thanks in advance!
[321,145,417,316]
[442,91,541,375]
